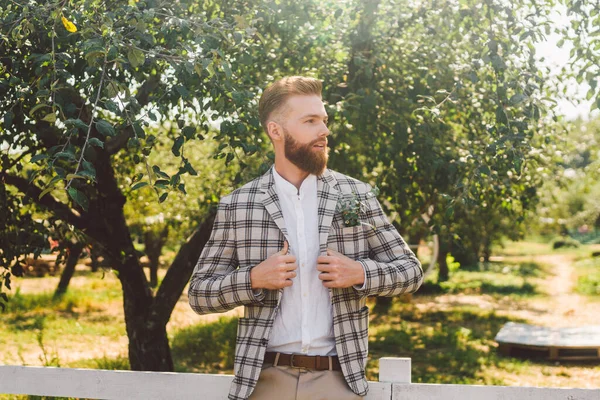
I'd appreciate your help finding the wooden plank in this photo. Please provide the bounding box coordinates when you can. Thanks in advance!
[495,322,600,347]
[0,366,390,400]
[393,383,600,400]
[495,322,600,360]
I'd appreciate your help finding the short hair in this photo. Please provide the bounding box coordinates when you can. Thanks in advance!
[258,76,323,132]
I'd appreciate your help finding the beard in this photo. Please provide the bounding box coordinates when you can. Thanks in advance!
[283,127,329,176]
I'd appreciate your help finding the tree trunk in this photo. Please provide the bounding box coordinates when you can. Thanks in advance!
[90,244,100,272]
[54,242,84,298]
[437,236,450,282]
[144,225,169,288]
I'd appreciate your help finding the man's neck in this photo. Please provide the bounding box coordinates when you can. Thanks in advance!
[274,158,310,191]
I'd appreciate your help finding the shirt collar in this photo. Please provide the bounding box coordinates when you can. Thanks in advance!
[272,166,316,198]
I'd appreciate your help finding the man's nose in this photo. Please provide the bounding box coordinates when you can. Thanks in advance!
[320,123,330,137]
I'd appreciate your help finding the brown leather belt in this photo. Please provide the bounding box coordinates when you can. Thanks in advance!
[264,352,341,371]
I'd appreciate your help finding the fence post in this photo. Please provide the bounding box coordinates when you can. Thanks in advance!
[378,357,411,384]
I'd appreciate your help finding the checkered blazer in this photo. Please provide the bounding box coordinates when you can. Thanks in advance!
[188,165,423,400]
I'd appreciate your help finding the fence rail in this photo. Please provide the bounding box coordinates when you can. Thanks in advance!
[1,358,599,400]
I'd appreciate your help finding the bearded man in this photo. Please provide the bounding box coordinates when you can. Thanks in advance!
[188,76,423,400]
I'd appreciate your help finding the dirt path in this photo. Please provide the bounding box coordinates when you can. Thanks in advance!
[414,252,599,328]
[516,253,597,327]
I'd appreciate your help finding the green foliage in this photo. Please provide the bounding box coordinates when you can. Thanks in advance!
[574,257,600,296]
[551,236,581,249]
[558,0,600,112]
[419,259,546,296]
[531,117,600,237]
[93,354,130,370]
[0,0,271,295]
[367,304,523,384]
[171,316,238,373]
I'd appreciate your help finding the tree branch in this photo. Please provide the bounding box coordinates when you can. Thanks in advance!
[1,173,87,230]
[105,75,163,155]
[150,210,217,328]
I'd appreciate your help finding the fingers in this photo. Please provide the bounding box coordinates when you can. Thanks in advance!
[317,255,334,264]
[282,262,297,271]
[278,240,289,255]
[318,272,332,281]
[316,264,331,272]
[327,248,341,256]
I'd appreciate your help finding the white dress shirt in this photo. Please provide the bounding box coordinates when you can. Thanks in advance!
[266,167,337,356]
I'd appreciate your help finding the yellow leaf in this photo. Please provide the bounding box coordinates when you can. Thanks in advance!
[61,16,77,33]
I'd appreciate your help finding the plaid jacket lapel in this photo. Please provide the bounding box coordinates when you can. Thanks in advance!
[259,167,291,245]
[259,165,341,257]
[316,168,340,255]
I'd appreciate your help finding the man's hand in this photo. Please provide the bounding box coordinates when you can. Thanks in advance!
[250,240,297,290]
[317,248,365,288]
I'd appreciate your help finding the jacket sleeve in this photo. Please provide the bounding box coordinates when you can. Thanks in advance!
[353,189,424,297]
[188,196,265,315]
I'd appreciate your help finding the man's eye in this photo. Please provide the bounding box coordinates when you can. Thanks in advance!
[307,119,314,123]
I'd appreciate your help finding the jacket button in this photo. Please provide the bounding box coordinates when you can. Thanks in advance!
[260,338,268,346]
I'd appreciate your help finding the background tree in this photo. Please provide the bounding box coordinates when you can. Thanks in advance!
[0,0,267,370]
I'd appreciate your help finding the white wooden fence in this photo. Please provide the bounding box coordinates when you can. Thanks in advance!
[1,358,599,399]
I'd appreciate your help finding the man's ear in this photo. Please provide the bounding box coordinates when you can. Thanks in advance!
[267,120,283,142]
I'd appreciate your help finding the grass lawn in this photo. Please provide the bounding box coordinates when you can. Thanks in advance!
[1,239,599,399]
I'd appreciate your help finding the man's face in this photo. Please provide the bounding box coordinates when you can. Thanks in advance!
[276,95,330,176]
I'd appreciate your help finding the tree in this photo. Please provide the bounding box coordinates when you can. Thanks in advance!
[1,0,591,370]
[1,0,267,369]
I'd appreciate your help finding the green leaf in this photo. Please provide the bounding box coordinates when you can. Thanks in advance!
[132,173,144,183]
[65,118,89,130]
[30,154,49,163]
[38,186,56,200]
[158,192,168,203]
[29,103,51,116]
[334,8,343,18]
[152,165,169,179]
[131,181,149,191]
[42,113,57,123]
[127,48,145,68]
[478,165,491,176]
[132,121,145,139]
[127,137,141,150]
[104,99,120,114]
[81,160,96,179]
[233,32,242,44]
[96,120,116,136]
[184,160,197,176]
[172,136,184,156]
[154,179,170,189]
[3,111,14,127]
[54,151,77,161]
[182,126,196,140]
[509,93,527,106]
[66,174,87,181]
[495,106,508,125]
[88,138,104,148]
[222,61,232,79]
[67,188,89,211]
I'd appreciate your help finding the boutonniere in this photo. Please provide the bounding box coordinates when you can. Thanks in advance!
[335,185,380,229]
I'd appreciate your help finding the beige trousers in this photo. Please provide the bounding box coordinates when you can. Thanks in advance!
[248,363,363,400]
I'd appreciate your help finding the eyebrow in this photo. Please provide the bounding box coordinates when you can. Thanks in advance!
[299,114,328,120]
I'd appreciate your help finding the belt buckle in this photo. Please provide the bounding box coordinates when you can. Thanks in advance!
[290,354,297,368]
